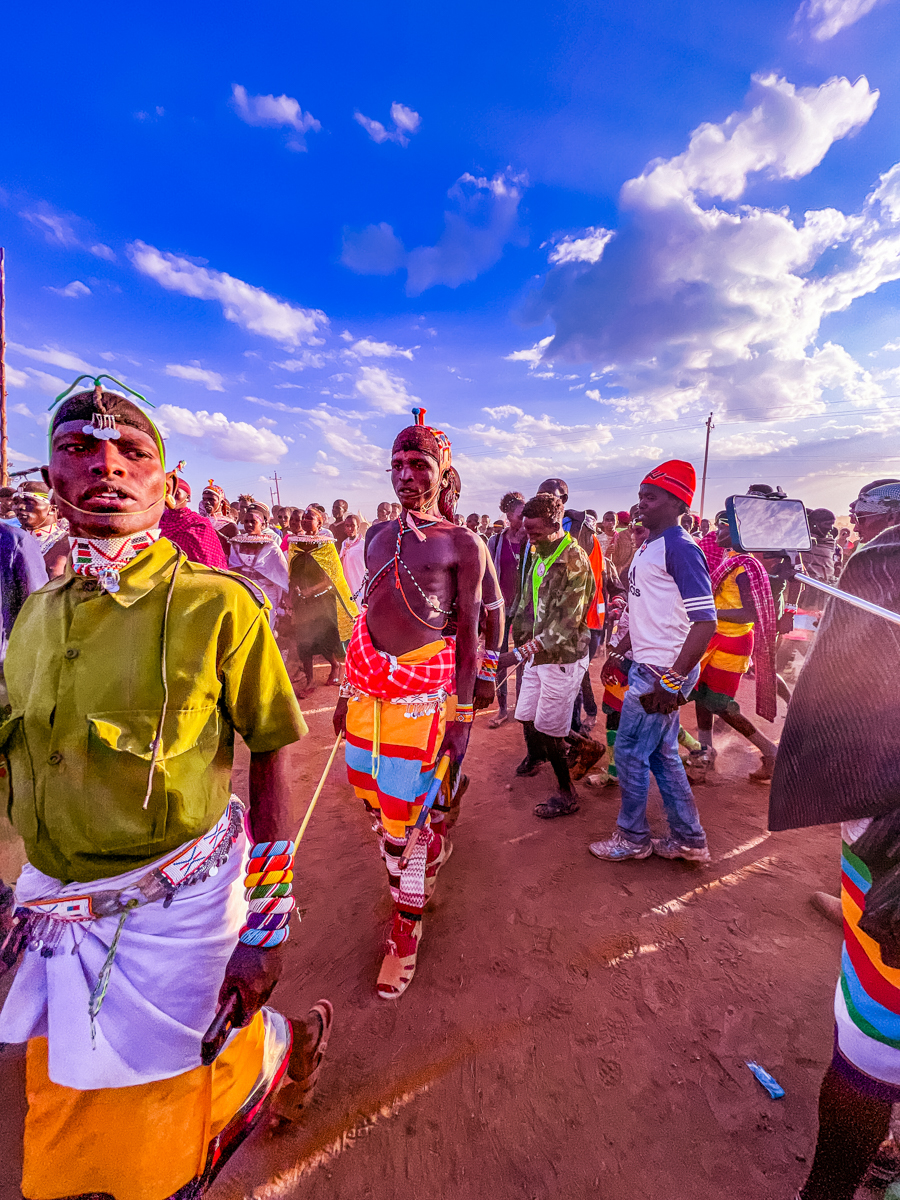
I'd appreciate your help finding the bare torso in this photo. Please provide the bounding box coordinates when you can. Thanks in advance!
[364,516,482,656]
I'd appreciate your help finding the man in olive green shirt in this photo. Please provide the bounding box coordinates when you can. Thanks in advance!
[0,382,328,1200]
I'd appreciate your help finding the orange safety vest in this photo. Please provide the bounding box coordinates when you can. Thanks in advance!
[585,535,606,631]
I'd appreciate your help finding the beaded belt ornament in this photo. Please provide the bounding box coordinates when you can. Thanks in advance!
[239,840,297,948]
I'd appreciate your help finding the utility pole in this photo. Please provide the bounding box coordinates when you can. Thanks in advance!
[698,411,714,523]
[0,248,8,487]
[269,470,282,507]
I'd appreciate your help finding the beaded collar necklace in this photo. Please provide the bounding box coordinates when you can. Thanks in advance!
[70,528,160,593]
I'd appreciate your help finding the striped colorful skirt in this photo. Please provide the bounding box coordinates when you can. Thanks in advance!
[692,628,754,715]
[836,822,900,1085]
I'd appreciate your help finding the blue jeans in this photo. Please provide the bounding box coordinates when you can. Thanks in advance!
[615,662,706,848]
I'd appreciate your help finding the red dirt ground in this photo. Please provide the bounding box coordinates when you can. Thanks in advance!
[0,661,851,1200]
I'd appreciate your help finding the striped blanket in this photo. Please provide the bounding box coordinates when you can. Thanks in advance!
[770,524,900,831]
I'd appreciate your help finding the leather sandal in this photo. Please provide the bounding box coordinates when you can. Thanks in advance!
[376,916,422,999]
[268,1000,334,1129]
[534,793,580,819]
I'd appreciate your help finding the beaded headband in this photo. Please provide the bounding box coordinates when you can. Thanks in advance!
[48,374,165,466]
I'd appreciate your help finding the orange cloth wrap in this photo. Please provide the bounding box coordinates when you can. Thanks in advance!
[22,1012,266,1200]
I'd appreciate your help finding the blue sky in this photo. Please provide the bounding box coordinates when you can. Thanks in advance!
[2,0,900,518]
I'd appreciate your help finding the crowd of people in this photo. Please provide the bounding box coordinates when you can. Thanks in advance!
[0,381,898,1200]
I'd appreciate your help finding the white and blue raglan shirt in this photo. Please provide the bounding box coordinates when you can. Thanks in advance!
[627,525,716,668]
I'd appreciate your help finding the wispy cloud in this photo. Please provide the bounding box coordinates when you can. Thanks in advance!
[165,363,225,391]
[8,342,96,375]
[354,102,421,147]
[273,351,327,372]
[48,280,91,299]
[231,84,321,151]
[19,204,115,260]
[128,242,329,347]
[345,338,415,361]
[311,450,340,477]
[504,336,555,368]
[545,227,614,266]
[342,169,527,295]
[156,405,288,462]
[794,0,887,40]
[245,395,307,414]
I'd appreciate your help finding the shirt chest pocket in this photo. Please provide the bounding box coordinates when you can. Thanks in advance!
[85,706,221,850]
[0,711,34,840]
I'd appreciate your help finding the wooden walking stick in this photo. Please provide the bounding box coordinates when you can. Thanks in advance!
[398,753,451,871]
[201,732,344,1064]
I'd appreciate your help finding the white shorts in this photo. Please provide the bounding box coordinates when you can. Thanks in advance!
[514,656,589,738]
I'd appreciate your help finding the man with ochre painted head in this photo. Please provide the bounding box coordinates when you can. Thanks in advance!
[0,382,331,1200]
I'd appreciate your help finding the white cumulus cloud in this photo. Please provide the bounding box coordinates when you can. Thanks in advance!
[342,169,527,295]
[621,73,876,205]
[353,365,420,414]
[128,241,328,347]
[522,72,895,423]
[354,102,421,147]
[165,363,225,391]
[155,405,288,463]
[231,84,321,151]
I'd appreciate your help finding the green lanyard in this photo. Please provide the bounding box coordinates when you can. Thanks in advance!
[530,533,572,634]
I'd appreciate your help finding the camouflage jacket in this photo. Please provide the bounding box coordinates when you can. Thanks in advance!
[512,534,595,664]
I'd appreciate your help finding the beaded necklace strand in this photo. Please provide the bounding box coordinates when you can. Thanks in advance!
[364,516,454,629]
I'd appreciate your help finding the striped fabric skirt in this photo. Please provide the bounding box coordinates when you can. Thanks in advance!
[692,628,754,715]
[835,821,900,1086]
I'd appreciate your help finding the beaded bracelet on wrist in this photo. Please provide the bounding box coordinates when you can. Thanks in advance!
[658,671,688,695]
[477,651,499,682]
[239,839,297,948]
[517,638,541,662]
[454,702,475,724]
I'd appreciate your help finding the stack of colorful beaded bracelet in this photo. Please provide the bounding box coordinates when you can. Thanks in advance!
[658,670,688,695]
[454,702,475,724]
[239,839,296,948]
[477,650,499,682]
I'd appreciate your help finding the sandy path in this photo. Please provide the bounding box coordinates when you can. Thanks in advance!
[0,662,847,1199]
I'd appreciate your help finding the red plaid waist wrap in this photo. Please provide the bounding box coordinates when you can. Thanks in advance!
[344,614,456,699]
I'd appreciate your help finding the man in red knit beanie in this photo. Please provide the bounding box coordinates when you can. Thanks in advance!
[589,460,717,865]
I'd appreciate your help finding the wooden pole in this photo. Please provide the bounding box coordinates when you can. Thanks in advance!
[271,470,282,507]
[698,412,714,523]
[0,249,8,487]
